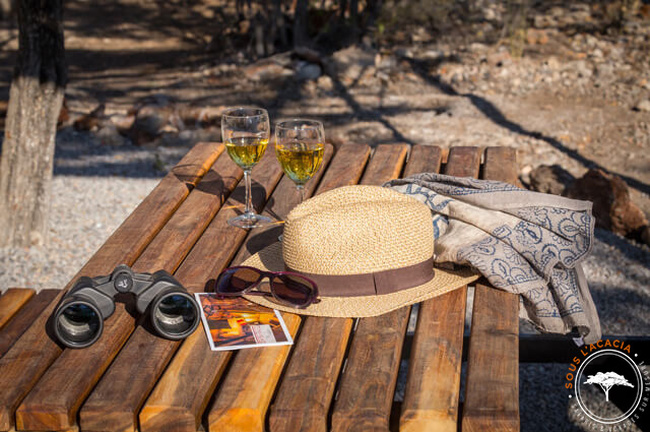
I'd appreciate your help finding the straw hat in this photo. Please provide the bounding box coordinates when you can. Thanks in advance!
[242,185,479,316]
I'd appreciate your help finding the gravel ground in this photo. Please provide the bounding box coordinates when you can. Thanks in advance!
[0,131,649,431]
[0,129,187,291]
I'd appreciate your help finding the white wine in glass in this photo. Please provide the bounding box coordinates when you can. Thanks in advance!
[221,107,273,229]
[275,119,325,203]
[225,136,269,169]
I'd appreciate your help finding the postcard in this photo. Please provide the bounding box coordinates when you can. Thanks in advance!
[194,293,293,351]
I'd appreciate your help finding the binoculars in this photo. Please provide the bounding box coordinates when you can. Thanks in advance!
[53,265,200,349]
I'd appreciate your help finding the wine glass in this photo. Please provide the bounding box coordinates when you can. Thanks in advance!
[221,107,273,229]
[274,119,326,203]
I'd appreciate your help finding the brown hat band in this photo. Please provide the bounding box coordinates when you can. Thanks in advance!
[286,257,435,297]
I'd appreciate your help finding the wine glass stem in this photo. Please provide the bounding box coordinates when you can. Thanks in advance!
[297,185,305,203]
[244,169,255,219]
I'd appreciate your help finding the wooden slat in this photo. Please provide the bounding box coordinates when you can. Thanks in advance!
[462,147,519,432]
[0,141,223,432]
[331,309,410,431]
[206,144,369,432]
[482,147,520,187]
[15,147,233,431]
[406,145,442,176]
[399,146,481,432]
[270,143,408,432]
[445,146,481,178]
[75,152,258,432]
[270,317,354,432]
[137,145,336,432]
[0,289,34,329]
[462,282,519,432]
[401,290,467,432]
[0,290,59,357]
[331,145,440,431]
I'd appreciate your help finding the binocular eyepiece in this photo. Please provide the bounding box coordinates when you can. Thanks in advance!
[53,265,200,349]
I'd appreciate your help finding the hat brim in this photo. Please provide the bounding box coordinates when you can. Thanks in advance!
[242,242,480,317]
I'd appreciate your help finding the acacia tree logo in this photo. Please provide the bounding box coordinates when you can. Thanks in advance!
[572,347,646,426]
[584,371,634,402]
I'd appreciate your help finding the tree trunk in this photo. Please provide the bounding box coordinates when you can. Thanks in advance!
[349,0,359,39]
[272,0,287,48]
[293,0,309,48]
[0,0,66,247]
[0,0,13,20]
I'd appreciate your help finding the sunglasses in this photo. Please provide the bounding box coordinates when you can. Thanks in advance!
[215,266,320,308]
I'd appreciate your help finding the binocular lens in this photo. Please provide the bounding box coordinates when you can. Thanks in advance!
[56,302,102,348]
[152,293,199,339]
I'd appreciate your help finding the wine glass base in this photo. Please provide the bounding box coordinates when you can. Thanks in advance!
[228,214,274,229]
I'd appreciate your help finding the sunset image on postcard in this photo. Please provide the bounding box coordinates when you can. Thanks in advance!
[195,293,293,351]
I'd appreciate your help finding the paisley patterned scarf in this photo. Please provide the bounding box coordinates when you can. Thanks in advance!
[386,172,601,345]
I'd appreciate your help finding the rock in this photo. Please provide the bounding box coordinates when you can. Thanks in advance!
[590,48,603,59]
[519,164,533,186]
[130,103,185,146]
[640,79,650,90]
[110,113,136,134]
[394,47,413,59]
[545,56,561,70]
[566,169,649,238]
[641,225,650,246]
[375,53,398,71]
[534,15,555,28]
[469,43,488,53]
[568,60,593,79]
[131,105,171,145]
[189,106,224,128]
[527,29,549,45]
[57,98,70,127]
[595,63,615,84]
[295,61,322,81]
[529,164,575,195]
[243,59,293,82]
[487,50,511,67]
[293,46,323,65]
[411,26,433,43]
[316,75,334,92]
[584,34,598,49]
[481,4,501,22]
[420,50,444,61]
[633,99,650,112]
[73,104,106,131]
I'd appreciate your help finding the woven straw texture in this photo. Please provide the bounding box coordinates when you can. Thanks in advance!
[282,186,433,274]
[242,185,479,316]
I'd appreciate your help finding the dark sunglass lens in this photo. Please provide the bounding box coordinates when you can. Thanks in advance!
[273,275,314,306]
[217,267,260,294]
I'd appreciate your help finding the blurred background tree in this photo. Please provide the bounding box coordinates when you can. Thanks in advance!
[0,0,13,21]
[0,0,66,247]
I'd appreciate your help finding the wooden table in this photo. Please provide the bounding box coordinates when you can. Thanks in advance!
[0,142,520,432]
